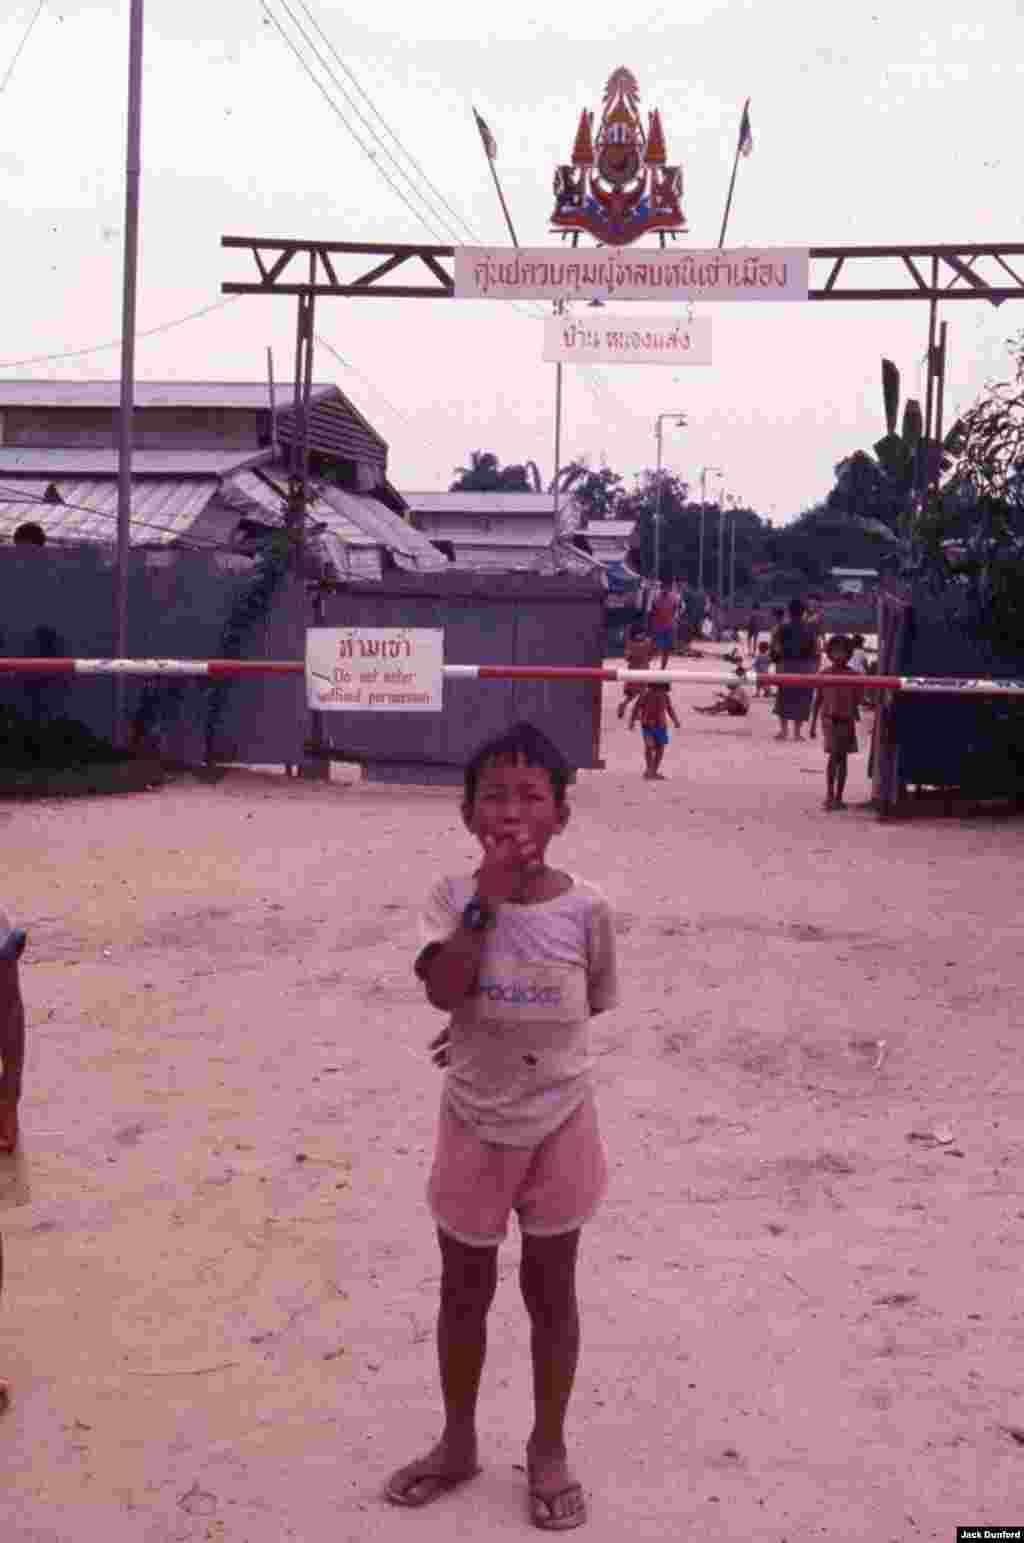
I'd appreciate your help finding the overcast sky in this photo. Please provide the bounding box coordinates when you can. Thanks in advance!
[1,0,1022,521]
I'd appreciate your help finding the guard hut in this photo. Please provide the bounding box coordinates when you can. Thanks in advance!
[872,576,1024,816]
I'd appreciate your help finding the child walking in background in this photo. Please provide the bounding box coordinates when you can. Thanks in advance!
[810,635,861,810]
[751,641,773,696]
[385,723,619,1531]
[617,624,656,719]
[630,683,680,779]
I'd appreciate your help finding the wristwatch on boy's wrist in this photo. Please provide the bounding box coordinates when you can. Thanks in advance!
[462,898,494,933]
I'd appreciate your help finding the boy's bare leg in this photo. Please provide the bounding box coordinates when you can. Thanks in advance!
[642,739,655,777]
[834,753,849,807]
[652,742,667,778]
[521,1229,586,1526]
[386,1231,497,1505]
[825,752,838,808]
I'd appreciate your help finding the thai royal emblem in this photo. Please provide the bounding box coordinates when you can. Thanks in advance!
[551,68,687,247]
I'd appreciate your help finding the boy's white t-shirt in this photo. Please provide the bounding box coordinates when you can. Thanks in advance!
[419,875,619,1148]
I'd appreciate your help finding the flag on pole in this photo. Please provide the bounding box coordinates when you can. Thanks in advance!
[473,108,498,161]
[738,100,753,158]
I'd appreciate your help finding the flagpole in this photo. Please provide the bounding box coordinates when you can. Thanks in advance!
[717,97,749,249]
[474,109,520,247]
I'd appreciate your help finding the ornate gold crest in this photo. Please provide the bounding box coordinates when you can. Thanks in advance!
[551,68,687,247]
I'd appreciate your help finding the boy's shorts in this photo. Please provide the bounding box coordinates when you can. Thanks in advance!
[427,1092,608,1248]
[642,725,669,747]
[652,627,674,653]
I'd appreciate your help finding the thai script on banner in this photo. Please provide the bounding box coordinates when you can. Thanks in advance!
[455,246,808,303]
[306,627,443,712]
[543,314,711,365]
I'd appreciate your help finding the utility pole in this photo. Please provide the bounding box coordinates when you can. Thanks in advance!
[113,0,144,747]
[699,465,721,591]
[652,412,687,582]
[729,501,737,608]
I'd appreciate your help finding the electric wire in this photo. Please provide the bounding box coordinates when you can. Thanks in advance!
[0,0,44,100]
[289,0,483,246]
[0,297,243,371]
[261,0,453,243]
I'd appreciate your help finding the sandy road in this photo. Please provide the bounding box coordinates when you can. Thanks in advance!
[2,652,1023,1542]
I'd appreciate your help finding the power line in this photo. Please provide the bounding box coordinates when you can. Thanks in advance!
[289,0,480,245]
[261,0,451,243]
[268,0,465,245]
[0,296,242,371]
[0,0,44,100]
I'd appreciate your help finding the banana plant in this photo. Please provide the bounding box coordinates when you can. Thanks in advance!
[875,358,964,511]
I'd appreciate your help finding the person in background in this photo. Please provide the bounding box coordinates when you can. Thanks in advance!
[751,642,773,697]
[746,607,764,655]
[618,625,656,720]
[848,634,869,673]
[772,598,818,742]
[692,675,751,717]
[647,584,678,670]
[630,683,681,780]
[810,635,861,810]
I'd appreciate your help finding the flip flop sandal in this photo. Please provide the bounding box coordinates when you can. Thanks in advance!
[529,1480,588,1531]
[384,1465,481,1508]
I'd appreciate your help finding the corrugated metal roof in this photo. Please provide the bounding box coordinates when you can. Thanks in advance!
[403,491,567,515]
[224,470,379,548]
[437,530,553,549]
[316,485,449,571]
[0,478,221,547]
[0,448,273,477]
[0,381,337,409]
[277,398,387,468]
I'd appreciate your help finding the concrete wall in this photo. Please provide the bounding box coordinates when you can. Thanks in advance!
[0,547,306,766]
[315,570,606,783]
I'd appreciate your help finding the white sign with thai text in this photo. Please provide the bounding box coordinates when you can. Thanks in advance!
[454,246,808,303]
[306,628,443,712]
[543,314,712,365]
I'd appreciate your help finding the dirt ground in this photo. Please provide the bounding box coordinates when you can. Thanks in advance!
[2,649,1023,1543]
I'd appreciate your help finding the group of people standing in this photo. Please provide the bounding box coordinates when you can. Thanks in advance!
[619,589,872,805]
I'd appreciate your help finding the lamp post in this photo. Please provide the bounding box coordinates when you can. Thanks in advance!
[653,412,687,581]
[699,465,722,592]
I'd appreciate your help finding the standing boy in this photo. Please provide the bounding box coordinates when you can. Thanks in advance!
[630,683,681,779]
[0,916,27,1414]
[385,723,618,1530]
[810,635,861,810]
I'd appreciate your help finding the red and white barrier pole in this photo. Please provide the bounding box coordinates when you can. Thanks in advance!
[0,659,1023,694]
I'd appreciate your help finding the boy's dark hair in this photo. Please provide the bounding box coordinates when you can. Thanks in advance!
[464,721,570,807]
[757,640,770,652]
[826,633,853,656]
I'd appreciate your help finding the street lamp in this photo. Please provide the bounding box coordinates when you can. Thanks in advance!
[653,412,687,581]
[699,466,723,592]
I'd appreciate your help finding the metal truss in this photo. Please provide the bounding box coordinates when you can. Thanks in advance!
[222,237,1024,303]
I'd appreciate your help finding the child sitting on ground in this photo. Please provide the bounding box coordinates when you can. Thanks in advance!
[385,722,619,1531]
[810,635,861,810]
[693,675,751,717]
[617,625,656,719]
[629,683,681,779]
[751,642,773,696]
